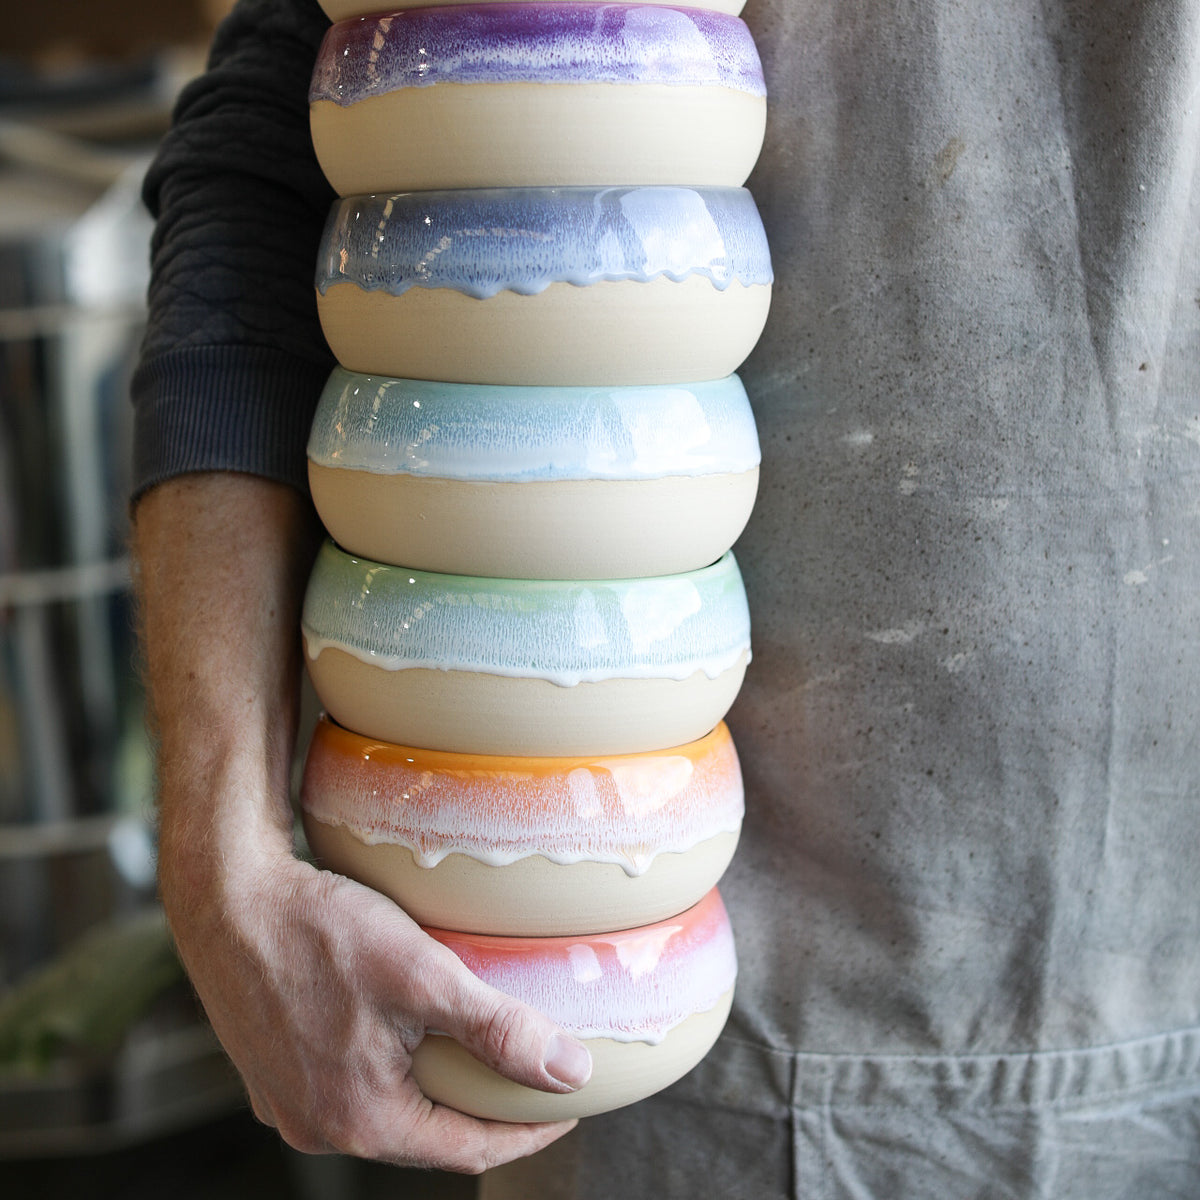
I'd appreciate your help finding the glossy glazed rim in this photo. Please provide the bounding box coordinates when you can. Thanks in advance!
[425,884,727,958]
[311,4,764,102]
[301,540,752,685]
[302,715,744,855]
[305,367,760,479]
[315,186,774,299]
[305,710,739,778]
[301,713,744,875]
[422,886,736,1041]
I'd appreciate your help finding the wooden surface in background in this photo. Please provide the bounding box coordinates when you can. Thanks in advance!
[3,0,233,64]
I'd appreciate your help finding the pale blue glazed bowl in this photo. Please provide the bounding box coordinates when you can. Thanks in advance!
[301,541,752,753]
[306,368,761,577]
[303,541,751,684]
[311,5,764,101]
[308,368,759,481]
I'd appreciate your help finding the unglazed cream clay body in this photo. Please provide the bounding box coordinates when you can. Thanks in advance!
[411,888,737,1120]
[302,716,744,934]
[309,4,766,192]
[307,369,761,578]
[315,187,773,386]
[301,542,752,755]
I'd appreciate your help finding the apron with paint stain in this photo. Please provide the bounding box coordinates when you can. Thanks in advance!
[484,1,1200,1195]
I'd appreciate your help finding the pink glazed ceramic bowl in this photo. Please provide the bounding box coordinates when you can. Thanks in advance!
[411,887,737,1120]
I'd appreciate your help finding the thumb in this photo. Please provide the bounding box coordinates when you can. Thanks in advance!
[420,939,593,1095]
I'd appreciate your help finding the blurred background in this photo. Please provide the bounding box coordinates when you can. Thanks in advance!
[0,3,471,1194]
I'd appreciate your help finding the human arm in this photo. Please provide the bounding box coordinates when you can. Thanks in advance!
[133,471,590,1170]
[131,0,589,1167]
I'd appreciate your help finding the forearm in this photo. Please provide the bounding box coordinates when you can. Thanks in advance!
[133,471,321,903]
[133,471,588,1169]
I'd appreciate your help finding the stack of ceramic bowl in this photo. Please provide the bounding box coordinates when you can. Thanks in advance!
[299,0,772,1121]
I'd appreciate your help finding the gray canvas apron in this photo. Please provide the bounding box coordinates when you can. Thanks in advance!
[484,0,1200,1194]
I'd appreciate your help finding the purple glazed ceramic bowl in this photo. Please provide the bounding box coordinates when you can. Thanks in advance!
[309,4,766,191]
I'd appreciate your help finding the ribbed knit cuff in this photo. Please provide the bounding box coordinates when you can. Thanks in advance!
[131,344,331,503]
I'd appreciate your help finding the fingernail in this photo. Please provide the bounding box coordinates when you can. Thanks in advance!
[544,1033,592,1089]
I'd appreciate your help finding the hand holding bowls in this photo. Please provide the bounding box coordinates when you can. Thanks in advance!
[412,888,737,1120]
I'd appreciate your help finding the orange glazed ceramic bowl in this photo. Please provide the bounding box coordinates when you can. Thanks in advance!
[301,715,744,935]
[412,887,737,1120]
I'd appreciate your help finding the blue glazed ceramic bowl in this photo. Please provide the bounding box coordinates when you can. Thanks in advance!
[315,186,773,385]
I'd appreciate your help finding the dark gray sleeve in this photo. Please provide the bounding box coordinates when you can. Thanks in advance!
[130,0,336,501]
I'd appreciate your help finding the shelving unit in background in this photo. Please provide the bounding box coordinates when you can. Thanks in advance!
[0,54,243,1156]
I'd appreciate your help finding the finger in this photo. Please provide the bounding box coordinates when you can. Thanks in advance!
[392,1100,577,1174]
[350,890,592,1093]
[413,939,593,1094]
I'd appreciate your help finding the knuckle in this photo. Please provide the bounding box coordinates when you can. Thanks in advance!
[272,1115,328,1156]
[245,1089,274,1129]
[479,1000,528,1066]
[319,1114,357,1155]
[403,969,439,1017]
[334,1131,373,1160]
[320,1096,379,1160]
[270,1083,377,1160]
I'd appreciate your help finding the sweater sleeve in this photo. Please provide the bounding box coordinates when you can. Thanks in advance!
[130,0,336,501]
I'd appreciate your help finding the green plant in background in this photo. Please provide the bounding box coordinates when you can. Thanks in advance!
[0,908,183,1076]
